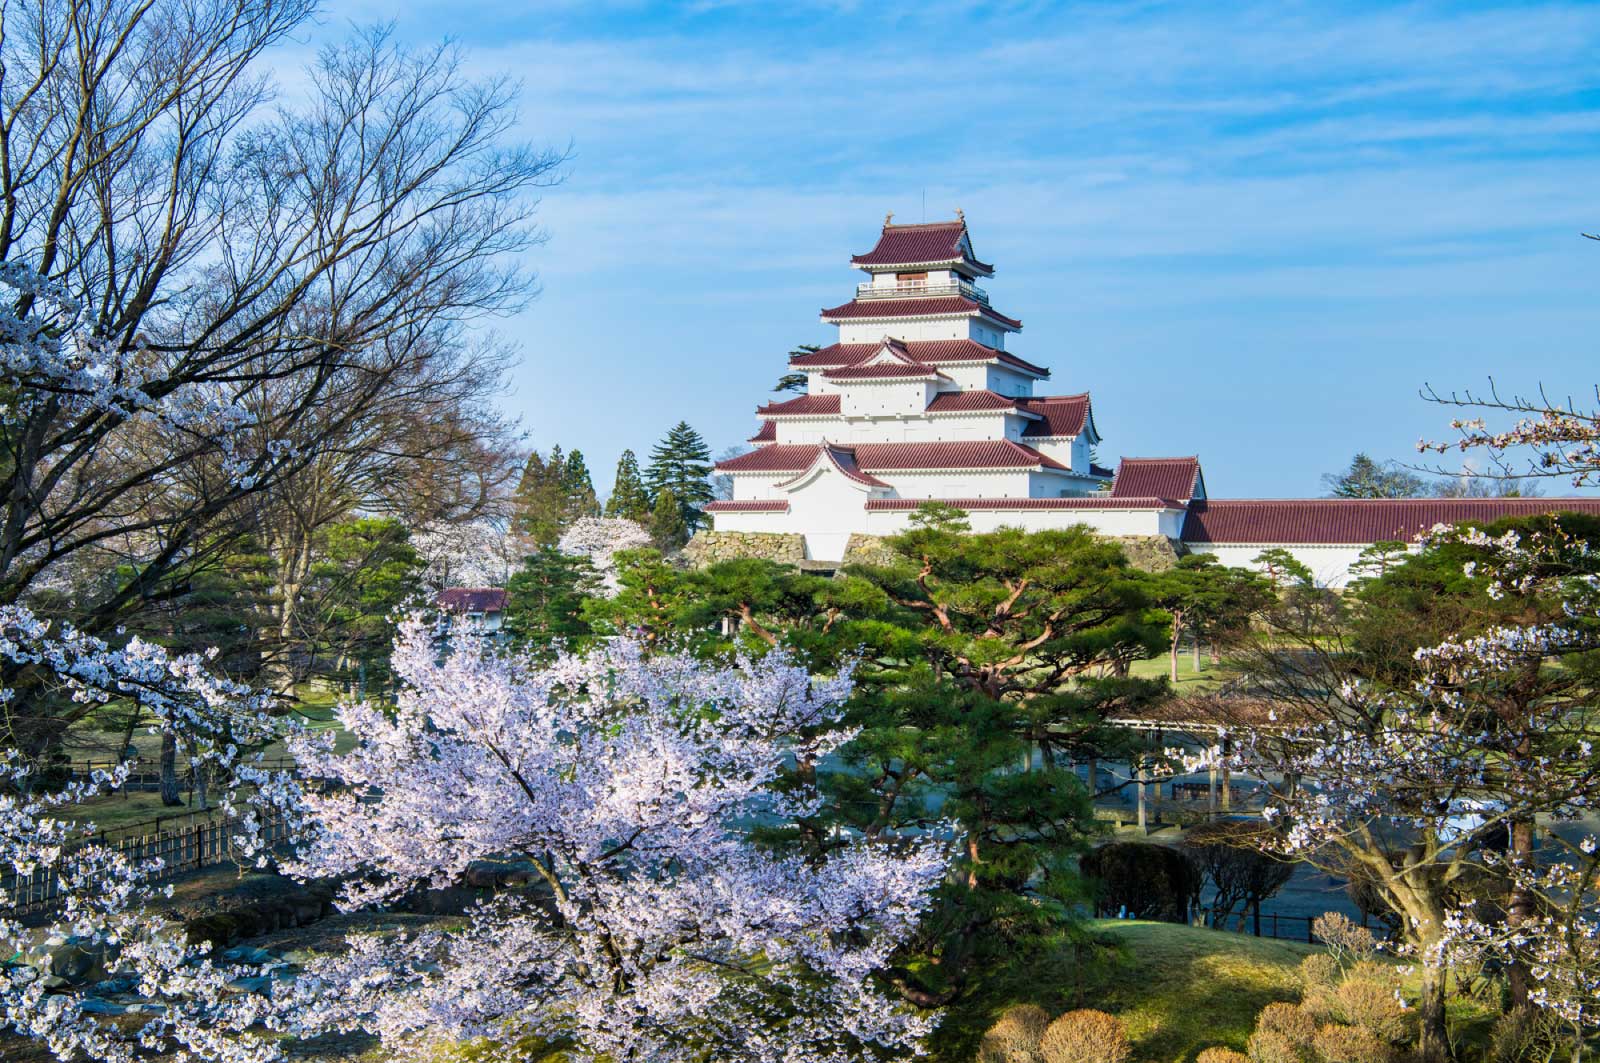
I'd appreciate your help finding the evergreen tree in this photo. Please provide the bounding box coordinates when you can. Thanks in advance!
[562,449,602,521]
[645,422,714,530]
[503,547,598,659]
[1321,452,1427,498]
[774,343,820,393]
[513,447,571,547]
[604,449,652,521]
[649,487,690,551]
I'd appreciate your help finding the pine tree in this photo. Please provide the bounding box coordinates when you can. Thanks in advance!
[649,487,690,551]
[604,449,652,521]
[562,449,602,521]
[513,448,570,547]
[645,422,714,531]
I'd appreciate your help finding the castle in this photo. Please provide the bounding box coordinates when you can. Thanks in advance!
[704,215,1600,585]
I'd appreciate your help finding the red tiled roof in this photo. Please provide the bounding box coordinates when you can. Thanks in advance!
[704,500,789,513]
[756,394,841,416]
[748,420,777,444]
[789,340,1048,377]
[926,390,1031,414]
[776,444,891,489]
[823,362,947,381]
[1111,457,1205,500]
[437,587,507,613]
[865,497,1185,511]
[716,440,1071,474]
[1019,393,1092,438]
[819,296,1022,330]
[850,219,995,275]
[1181,498,1600,545]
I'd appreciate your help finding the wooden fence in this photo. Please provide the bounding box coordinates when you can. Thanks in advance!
[1,811,291,917]
[57,757,299,796]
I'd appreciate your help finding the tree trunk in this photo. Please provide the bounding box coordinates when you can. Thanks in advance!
[1192,636,1201,673]
[159,731,183,806]
[1416,960,1449,1063]
[1169,626,1180,683]
[1507,817,1536,1008]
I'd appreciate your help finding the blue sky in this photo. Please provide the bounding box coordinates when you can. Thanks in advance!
[310,1,1600,497]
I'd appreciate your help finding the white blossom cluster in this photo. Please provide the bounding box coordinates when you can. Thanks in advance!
[0,261,284,487]
[557,517,653,595]
[0,605,291,1063]
[260,619,948,1061]
[2,610,948,1062]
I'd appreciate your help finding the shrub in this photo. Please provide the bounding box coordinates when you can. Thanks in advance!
[1297,953,1340,989]
[1257,1003,1318,1047]
[1080,841,1201,923]
[1311,1024,1395,1063]
[1489,1006,1557,1063]
[1331,980,1409,1043]
[1312,913,1378,966]
[1038,1009,1131,1063]
[1247,1029,1308,1063]
[1198,1050,1251,1063]
[982,1005,1050,1063]
[1300,986,1342,1027]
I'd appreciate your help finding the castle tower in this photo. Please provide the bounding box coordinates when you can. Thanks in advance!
[707,214,1115,560]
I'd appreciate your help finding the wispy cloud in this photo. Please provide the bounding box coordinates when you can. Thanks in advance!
[302,0,1600,496]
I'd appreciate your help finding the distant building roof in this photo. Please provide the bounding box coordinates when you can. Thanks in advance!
[820,295,1022,331]
[864,497,1185,511]
[925,389,1036,414]
[849,218,995,276]
[437,587,507,613]
[716,440,1072,475]
[1181,498,1600,545]
[1111,457,1205,501]
[748,420,777,444]
[775,444,892,489]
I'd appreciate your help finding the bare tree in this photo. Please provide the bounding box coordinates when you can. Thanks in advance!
[0,4,562,761]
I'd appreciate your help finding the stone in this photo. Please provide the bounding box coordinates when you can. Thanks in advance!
[77,997,128,1015]
[682,531,805,567]
[223,976,272,995]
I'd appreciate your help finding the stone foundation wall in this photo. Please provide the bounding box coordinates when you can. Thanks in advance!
[682,531,806,568]
[841,533,899,568]
[1109,535,1186,573]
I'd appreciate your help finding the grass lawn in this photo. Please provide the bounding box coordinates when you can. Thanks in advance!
[1124,653,1235,693]
[932,919,1313,1063]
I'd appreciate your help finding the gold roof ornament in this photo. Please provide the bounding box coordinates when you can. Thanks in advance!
[955,208,965,224]
[884,211,894,226]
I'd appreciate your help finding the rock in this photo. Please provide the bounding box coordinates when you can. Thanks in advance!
[221,946,275,965]
[27,935,112,985]
[223,976,272,995]
[77,997,127,1015]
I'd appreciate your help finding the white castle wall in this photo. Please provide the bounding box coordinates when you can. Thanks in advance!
[1181,542,1387,590]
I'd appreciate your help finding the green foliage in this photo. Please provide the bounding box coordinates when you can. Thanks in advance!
[1150,554,1272,678]
[1252,548,1315,591]
[1321,454,1427,499]
[303,518,424,688]
[560,449,601,521]
[648,487,690,551]
[604,448,651,521]
[504,548,598,657]
[514,445,603,546]
[645,421,714,531]
[1080,842,1200,922]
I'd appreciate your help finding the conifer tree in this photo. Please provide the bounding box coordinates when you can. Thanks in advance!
[562,449,602,521]
[646,422,715,530]
[649,487,690,551]
[605,449,652,521]
[513,447,570,547]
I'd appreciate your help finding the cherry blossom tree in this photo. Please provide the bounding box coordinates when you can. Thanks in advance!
[1204,517,1600,1059]
[3,614,948,1062]
[557,516,652,594]
[265,620,947,1061]
[0,604,288,1062]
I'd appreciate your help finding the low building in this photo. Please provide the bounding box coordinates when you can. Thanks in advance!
[436,587,508,636]
[705,213,1600,585]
